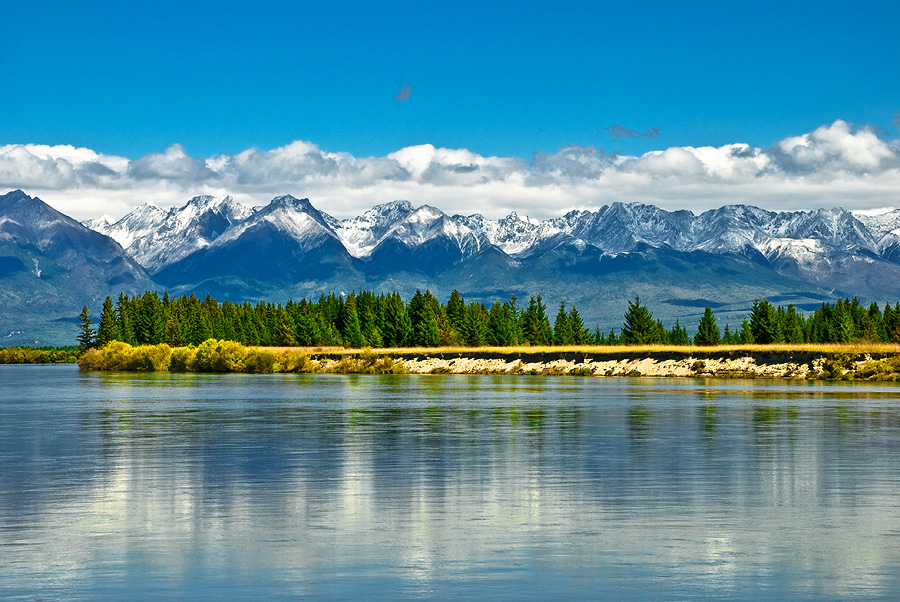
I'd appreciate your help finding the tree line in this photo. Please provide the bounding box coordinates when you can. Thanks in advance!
[76,290,900,352]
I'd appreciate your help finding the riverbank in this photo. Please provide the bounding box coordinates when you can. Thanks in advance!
[75,340,900,381]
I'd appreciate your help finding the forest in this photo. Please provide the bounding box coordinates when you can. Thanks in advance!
[75,289,900,352]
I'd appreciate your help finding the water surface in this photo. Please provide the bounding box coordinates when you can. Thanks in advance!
[2,365,900,600]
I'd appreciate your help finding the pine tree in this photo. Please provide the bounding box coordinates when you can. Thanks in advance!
[553,301,572,346]
[568,306,588,345]
[739,319,754,344]
[621,295,657,345]
[274,317,298,346]
[522,295,552,345]
[96,295,120,345]
[459,302,488,346]
[446,289,466,333]
[749,299,782,344]
[668,319,690,346]
[382,293,412,347]
[722,324,732,344]
[342,296,365,348]
[77,305,96,352]
[694,307,721,346]
[487,301,517,346]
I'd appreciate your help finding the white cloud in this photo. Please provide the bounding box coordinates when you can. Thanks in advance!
[1,120,899,221]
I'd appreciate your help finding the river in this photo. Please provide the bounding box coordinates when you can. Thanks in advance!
[2,365,899,600]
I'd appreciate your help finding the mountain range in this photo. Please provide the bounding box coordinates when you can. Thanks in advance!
[3,188,900,345]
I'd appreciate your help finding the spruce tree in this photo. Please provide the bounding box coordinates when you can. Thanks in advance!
[522,295,552,345]
[694,307,721,346]
[342,297,365,348]
[568,306,588,345]
[77,305,96,353]
[621,295,657,345]
[97,295,120,345]
[553,301,572,346]
[749,299,782,344]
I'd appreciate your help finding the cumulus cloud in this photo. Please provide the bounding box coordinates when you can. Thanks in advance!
[606,124,660,139]
[2,120,899,220]
[128,144,215,181]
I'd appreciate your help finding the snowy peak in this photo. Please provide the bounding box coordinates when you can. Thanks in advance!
[91,202,168,250]
[327,200,416,257]
[213,194,339,252]
[375,205,489,258]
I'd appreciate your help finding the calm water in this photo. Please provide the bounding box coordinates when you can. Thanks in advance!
[2,366,900,600]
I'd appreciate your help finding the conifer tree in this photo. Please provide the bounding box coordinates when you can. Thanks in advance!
[739,319,754,344]
[342,296,365,348]
[553,301,572,346]
[77,305,96,353]
[459,302,488,346]
[97,295,120,345]
[568,306,588,345]
[621,295,657,345]
[522,295,552,345]
[446,289,466,333]
[382,293,412,347]
[749,299,782,344]
[722,324,732,344]
[694,307,721,346]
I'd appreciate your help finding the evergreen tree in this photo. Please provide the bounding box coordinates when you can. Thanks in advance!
[382,293,412,347]
[522,295,552,345]
[739,319,754,344]
[694,307,721,346]
[274,316,298,346]
[408,290,440,347]
[553,301,572,345]
[487,301,517,346]
[668,319,690,346]
[568,306,589,345]
[446,289,466,333]
[76,305,96,352]
[621,295,657,345]
[722,324,732,344]
[749,299,782,344]
[459,302,488,346]
[342,296,365,348]
[96,295,120,345]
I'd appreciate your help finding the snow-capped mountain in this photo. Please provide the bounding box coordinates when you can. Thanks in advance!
[80,193,900,298]
[153,195,361,294]
[324,200,415,257]
[14,186,900,344]
[87,195,253,272]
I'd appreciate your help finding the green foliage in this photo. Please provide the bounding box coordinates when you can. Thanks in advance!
[621,296,658,345]
[77,305,96,353]
[694,307,721,346]
[522,295,552,345]
[0,347,79,364]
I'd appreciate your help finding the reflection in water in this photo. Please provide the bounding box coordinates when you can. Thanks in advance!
[2,367,900,600]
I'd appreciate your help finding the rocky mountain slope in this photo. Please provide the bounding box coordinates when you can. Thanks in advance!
[0,190,155,345]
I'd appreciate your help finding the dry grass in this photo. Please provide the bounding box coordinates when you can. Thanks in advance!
[258,342,900,356]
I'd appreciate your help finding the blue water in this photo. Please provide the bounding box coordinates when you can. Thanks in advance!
[2,365,900,600]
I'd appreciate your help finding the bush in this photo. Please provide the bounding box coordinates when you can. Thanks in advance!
[243,349,279,373]
[124,344,171,371]
[170,346,198,371]
[194,339,247,372]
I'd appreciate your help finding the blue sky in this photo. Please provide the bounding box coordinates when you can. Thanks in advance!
[1,1,899,219]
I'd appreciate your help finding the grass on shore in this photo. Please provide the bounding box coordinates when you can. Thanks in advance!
[77,339,900,381]
[257,342,900,356]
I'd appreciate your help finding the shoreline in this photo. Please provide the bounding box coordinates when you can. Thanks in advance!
[74,341,900,381]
